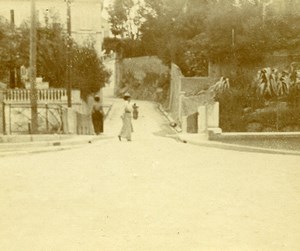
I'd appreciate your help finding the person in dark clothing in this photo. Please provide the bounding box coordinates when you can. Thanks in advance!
[92,95,104,135]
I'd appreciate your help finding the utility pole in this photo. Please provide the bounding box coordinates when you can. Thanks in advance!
[30,0,38,133]
[9,9,15,89]
[65,0,72,107]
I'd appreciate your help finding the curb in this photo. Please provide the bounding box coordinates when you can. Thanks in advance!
[156,103,300,156]
[176,133,300,156]
[0,135,113,158]
[157,104,182,133]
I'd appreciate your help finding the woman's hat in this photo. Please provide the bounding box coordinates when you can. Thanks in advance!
[124,92,131,97]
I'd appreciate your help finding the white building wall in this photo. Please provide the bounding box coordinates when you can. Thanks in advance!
[0,0,106,56]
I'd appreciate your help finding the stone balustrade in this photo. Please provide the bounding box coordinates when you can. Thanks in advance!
[4,88,69,103]
[4,88,82,104]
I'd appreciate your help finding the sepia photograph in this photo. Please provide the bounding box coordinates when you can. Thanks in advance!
[0,0,300,250]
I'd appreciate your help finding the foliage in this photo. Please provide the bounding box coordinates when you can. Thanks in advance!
[0,17,22,83]
[243,106,300,132]
[106,0,140,39]
[241,66,300,131]
[216,88,248,132]
[102,37,146,58]
[138,0,207,67]
[210,76,230,95]
[255,67,291,99]
[254,66,300,107]
[72,43,111,99]
[287,63,300,108]
[102,37,123,54]
[0,14,110,100]
[119,68,170,103]
[106,0,300,79]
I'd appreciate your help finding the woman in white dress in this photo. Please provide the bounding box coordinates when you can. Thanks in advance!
[118,92,133,141]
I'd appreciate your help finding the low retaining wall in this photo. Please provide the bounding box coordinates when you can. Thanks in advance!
[64,104,113,135]
[209,131,300,140]
[0,134,73,143]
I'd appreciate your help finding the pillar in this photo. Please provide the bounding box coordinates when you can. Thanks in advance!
[181,115,187,133]
[207,102,222,134]
[198,105,207,134]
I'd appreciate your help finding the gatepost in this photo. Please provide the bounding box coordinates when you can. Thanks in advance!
[207,102,222,134]
[66,107,77,134]
[198,105,207,134]
[181,115,188,133]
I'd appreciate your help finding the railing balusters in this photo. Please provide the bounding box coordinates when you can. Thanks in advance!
[26,90,29,101]
[60,89,63,101]
[50,89,54,101]
[21,90,24,101]
[4,88,73,105]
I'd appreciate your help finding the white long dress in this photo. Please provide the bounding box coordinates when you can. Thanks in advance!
[119,101,133,140]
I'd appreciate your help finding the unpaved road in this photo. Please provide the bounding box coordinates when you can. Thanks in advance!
[0,99,300,251]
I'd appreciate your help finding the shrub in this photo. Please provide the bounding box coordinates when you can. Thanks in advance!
[118,69,170,104]
[217,90,248,132]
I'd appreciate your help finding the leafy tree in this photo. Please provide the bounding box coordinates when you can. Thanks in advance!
[0,17,11,81]
[103,36,145,57]
[14,14,110,100]
[0,16,22,85]
[72,43,111,99]
[107,0,140,39]
[106,0,300,82]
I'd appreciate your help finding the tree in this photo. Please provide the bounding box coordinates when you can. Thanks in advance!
[15,15,110,100]
[103,36,145,58]
[106,0,300,79]
[72,43,111,99]
[106,0,139,39]
[0,16,21,84]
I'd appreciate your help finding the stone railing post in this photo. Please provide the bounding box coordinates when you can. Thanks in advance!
[66,108,77,134]
[207,101,222,135]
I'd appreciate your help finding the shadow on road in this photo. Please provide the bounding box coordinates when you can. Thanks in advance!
[152,123,177,138]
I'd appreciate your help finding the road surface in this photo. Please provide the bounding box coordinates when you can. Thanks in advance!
[0,99,300,250]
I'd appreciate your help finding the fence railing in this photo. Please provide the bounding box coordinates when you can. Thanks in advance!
[4,89,68,103]
[5,103,66,135]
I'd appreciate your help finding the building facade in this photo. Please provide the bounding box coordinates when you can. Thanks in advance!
[0,0,108,56]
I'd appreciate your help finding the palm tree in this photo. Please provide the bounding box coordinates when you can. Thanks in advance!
[210,76,230,94]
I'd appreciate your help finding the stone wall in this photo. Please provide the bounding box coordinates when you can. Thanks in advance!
[123,56,169,80]
[168,64,183,124]
[168,64,217,129]
[181,94,216,133]
[181,93,214,117]
[181,77,216,96]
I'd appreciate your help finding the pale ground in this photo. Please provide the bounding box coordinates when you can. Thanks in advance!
[0,87,300,250]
